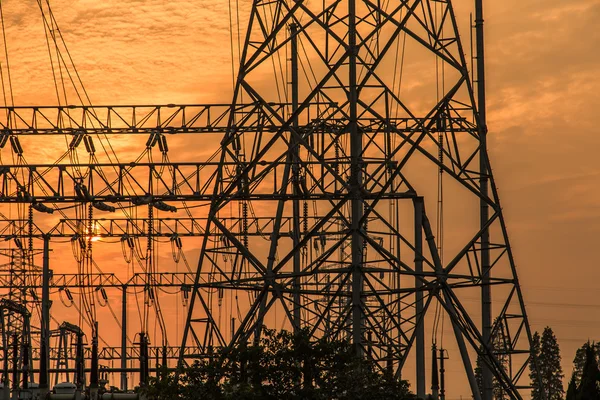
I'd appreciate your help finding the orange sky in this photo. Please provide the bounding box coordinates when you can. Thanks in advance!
[0,0,597,397]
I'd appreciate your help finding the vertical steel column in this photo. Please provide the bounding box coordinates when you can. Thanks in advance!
[90,322,99,399]
[431,344,439,400]
[11,334,17,398]
[162,345,167,371]
[414,198,425,399]
[139,332,149,386]
[396,200,402,379]
[439,348,446,400]
[475,0,492,399]
[120,286,128,391]
[155,351,159,378]
[290,22,301,332]
[348,0,364,357]
[21,340,28,391]
[75,332,84,391]
[39,236,50,396]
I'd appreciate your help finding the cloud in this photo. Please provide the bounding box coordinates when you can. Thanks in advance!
[0,0,247,104]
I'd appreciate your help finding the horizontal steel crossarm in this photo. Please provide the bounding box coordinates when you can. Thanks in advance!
[0,272,197,289]
[0,104,472,135]
[0,103,280,135]
[25,345,204,361]
[0,263,519,294]
[0,215,372,238]
[52,216,297,238]
[94,345,204,360]
[53,215,353,238]
[0,162,417,203]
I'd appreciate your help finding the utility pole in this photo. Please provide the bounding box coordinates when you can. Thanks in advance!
[39,235,50,398]
[139,332,149,387]
[414,198,425,399]
[290,21,301,332]
[75,331,84,393]
[90,322,99,400]
[348,0,365,360]
[11,334,17,400]
[439,348,449,400]
[121,286,128,391]
[431,344,439,400]
[475,0,492,399]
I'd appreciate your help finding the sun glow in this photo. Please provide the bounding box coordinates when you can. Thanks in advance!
[84,221,101,242]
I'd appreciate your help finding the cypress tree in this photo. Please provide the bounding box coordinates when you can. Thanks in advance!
[576,343,600,400]
[530,327,564,400]
[540,327,564,400]
[475,353,483,397]
[573,342,600,386]
[529,331,541,400]
[565,373,578,400]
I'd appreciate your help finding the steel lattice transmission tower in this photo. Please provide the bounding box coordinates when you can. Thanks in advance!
[181,0,537,398]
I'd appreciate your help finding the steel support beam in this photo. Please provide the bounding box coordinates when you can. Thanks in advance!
[290,21,301,333]
[414,198,425,399]
[348,0,365,358]
[475,0,492,399]
[39,236,50,397]
[120,286,127,391]
[0,104,468,135]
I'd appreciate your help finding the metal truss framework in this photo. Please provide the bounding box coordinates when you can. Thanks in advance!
[0,0,540,398]
[0,104,468,136]
[175,1,538,399]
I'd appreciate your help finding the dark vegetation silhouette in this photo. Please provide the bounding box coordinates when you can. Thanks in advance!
[474,325,565,400]
[565,342,600,400]
[566,374,578,400]
[572,342,600,387]
[143,325,600,399]
[529,327,564,400]
[142,327,413,400]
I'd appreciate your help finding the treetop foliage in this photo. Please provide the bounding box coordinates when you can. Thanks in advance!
[575,343,600,400]
[142,327,414,400]
[529,327,564,400]
[565,341,600,400]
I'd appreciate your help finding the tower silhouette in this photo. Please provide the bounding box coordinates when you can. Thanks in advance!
[180,1,537,398]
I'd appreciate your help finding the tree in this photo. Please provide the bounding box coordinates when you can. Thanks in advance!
[529,331,541,400]
[565,373,578,400]
[573,342,600,386]
[141,367,181,400]
[142,328,414,400]
[529,327,564,400]
[576,343,600,400]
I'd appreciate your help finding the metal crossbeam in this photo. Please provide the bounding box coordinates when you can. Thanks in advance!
[0,272,195,289]
[26,345,202,361]
[0,103,470,135]
[0,215,365,238]
[0,162,418,203]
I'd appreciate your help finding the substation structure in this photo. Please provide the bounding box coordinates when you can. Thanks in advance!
[0,0,540,399]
